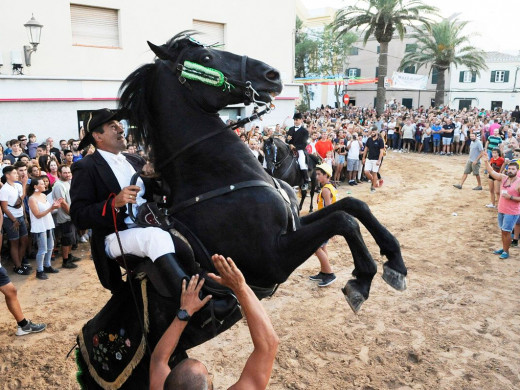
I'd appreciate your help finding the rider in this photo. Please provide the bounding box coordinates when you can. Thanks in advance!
[150,254,279,390]
[70,109,191,301]
[286,112,311,190]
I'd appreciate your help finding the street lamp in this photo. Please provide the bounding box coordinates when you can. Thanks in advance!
[23,14,43,66]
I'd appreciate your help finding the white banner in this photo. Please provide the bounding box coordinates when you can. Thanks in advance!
[389,72,428,90]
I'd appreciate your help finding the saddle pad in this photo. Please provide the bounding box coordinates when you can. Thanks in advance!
[78,279,149,390]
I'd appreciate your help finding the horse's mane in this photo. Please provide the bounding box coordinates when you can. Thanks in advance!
[118,31,200,150]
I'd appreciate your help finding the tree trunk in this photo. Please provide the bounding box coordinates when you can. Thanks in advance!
[304,84,311,110]
[334,83,341,109]
[376,41,389,115]
[435,69,446,107]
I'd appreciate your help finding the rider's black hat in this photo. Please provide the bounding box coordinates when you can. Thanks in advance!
[78,108,123,150]
[293,112,303,120]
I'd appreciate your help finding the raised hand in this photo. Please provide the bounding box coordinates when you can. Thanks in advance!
[180,275,212,316]
[207,254,246,293]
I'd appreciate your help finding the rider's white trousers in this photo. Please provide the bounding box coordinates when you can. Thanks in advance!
[104,227,175,261]
[297,150,308,170]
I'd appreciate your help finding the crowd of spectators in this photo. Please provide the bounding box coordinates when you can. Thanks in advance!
[235,102,520,189]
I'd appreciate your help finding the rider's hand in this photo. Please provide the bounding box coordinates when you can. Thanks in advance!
[180,275,212,316]
[207,255,247,294]
[114,185,141,208]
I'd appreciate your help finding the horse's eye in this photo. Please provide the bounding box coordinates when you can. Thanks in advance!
[201,55,212,63]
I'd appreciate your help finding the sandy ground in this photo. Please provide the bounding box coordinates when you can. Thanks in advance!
[1,152,519,390]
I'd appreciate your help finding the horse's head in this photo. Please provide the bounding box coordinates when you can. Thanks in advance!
[148,32,283,112]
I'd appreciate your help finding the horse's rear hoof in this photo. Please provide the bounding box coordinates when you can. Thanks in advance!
[382,264,407,291]
[342,281,365,314]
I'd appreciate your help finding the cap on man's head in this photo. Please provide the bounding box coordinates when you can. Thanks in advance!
[78,108,122,150]
[293,112,303,120]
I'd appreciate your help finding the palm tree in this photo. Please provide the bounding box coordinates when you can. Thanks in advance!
[333,0,438,114]
[398,17,487,107]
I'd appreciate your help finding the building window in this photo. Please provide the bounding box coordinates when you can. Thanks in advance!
[491,101,503,110]
[377,45,380,54]
[459,71,476,83]
[347,68,361,78]
[349,47,359,55]
[193,20,225,48]
[405,43,417,53]
[403,66,416,74]
[491,70,509,83]
[70,4,120,48]
[402,98,413,108]
[431,67,438,84]
[375,67,379,77]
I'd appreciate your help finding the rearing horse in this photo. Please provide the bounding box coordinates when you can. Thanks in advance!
[76,32,407,389]
[263,136,319,212]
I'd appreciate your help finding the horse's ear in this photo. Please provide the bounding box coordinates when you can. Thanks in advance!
[147,41,171,60]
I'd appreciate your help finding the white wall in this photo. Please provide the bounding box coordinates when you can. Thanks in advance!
[0,0,297,142]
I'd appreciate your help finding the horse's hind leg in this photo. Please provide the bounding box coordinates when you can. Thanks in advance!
[302,197,407,291]
[278,210,377,313]
[299,188,307,211]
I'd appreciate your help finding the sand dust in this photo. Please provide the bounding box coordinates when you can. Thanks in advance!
[1,152,519,389]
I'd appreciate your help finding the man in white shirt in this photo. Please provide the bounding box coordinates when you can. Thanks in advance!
[346,133,362,185]
[71,109,222,308]
[0,166,29,275]
[71,109,190,297]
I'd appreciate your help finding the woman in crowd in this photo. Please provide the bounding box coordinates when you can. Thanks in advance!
[45,158,59,188]
[486,148,505,208]
[333,138,346,185]
[27,176,62,280]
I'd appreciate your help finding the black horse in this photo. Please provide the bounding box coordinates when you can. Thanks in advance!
[263,136,319,212]
[76,32,407,389]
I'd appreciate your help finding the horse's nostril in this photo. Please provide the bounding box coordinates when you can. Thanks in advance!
[265,70,280,81]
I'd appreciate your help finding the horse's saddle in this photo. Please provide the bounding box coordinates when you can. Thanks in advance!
[77,278,150,390]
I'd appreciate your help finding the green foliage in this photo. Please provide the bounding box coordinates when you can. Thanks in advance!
[398,17,487,105]
[332,0,438,113]
[399,17,487,74]
[333,0,438,44]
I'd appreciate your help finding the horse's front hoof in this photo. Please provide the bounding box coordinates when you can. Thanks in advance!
[342,280,366,314]
[382,264,407,291]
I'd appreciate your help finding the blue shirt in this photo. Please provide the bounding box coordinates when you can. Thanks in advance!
[431,125,442,140]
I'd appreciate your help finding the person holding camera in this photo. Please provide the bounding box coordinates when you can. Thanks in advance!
[482,152,520,260]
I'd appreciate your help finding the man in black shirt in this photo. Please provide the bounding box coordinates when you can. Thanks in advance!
[362,126,385,193]
[441,118,455,156]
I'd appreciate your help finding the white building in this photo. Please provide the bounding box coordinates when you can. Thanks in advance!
[0,1,299,143]
[446,51,520,111]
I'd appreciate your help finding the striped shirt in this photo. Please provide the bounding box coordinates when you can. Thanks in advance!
[487,135,502,151]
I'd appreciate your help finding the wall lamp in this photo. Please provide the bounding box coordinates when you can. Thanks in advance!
[23,14,43,67]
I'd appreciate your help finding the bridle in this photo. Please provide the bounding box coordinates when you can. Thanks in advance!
[154,37,275,170]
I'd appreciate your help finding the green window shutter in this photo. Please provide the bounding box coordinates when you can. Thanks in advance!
[432,67,438,84]
[459,71,464,82]
[346,68,351,77]
[375,67,379,77]
[504,71,510,82]
[404,66,415,74]
[491,71,496,82]
[471,72,476,82]
[377,45,380,54]
[356,68,361,77]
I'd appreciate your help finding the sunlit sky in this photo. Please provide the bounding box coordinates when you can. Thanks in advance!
[301,0,519,54]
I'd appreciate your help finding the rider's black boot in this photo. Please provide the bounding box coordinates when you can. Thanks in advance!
[148,253,189,301]
[301,169,310,190]
[145,254,238,322]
